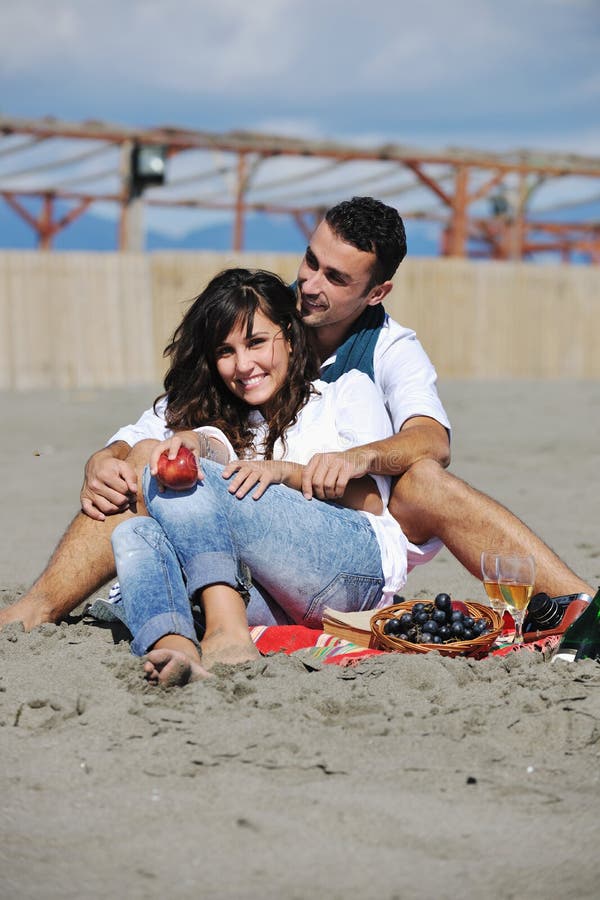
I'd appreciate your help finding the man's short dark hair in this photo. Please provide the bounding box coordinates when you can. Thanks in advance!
[325,196,407,286]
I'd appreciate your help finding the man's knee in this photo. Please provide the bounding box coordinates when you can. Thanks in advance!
[387,459,446,543]
[392,458,446,507]
[390,458,481,528]
[126,439,157,469]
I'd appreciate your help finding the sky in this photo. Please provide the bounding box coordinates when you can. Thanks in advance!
[0,0,599,244]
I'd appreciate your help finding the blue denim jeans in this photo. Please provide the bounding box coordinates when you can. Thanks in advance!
[111,460,384,656]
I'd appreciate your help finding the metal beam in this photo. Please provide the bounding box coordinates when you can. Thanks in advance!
[1,115,599,262]
[2,114,600,177]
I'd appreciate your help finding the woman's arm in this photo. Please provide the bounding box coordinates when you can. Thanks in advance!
[221,459,384,514]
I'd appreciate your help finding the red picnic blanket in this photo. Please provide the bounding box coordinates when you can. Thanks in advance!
[249,619,560,667]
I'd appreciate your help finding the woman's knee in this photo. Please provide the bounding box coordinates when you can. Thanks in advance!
[111,516,163,554]
[145,473,225,536]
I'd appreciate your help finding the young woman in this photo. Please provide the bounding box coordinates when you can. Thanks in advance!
[109,268,409,684]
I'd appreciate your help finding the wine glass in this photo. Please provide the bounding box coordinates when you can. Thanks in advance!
[480,550,506,617]
[497,554,536,644]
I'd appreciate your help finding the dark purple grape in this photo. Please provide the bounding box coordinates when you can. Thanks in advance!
[406,627,418,641]
[473,619,488,635]
[451,610,464,622]
[463,616,475,630]
[422,620,439,634]
[414,611,429,625]
[462,629,475,641]
[412,602,426,615]
[439,625,452,641]
[432,635,443,644]
[384,618,404,636]
[432,609,447,625]
[451,622,465,638]
[399,613,413,629]
[435,593,452,613]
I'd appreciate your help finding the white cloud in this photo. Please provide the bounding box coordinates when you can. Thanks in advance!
[0,0,296,90]
[1,0,598,242]
[1,0,596,105]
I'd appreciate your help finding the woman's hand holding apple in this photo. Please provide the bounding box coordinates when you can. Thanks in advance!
[150,432,203,491]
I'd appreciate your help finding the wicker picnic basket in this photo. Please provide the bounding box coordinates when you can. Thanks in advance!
[370,599,504,658]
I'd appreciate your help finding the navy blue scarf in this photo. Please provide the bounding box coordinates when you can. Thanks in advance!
[319,304,386,384]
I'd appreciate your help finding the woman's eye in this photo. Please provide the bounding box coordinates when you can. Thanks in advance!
[249,337,266,348]
[216,347,232,358]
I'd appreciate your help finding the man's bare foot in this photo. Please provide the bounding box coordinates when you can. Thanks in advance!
[0,596,54,632]
[143,648,211,686]
[200,627,260,670]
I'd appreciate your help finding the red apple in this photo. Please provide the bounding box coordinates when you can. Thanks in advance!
[156,446,198,490]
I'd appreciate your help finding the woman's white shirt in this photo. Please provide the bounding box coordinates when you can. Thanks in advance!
[255,372,409,601]
[108,370,409,599]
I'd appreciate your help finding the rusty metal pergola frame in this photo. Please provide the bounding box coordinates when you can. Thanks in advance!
[1,115,599,262]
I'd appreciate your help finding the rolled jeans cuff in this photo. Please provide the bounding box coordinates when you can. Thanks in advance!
[185,551,252,606]
[130,611,201,657]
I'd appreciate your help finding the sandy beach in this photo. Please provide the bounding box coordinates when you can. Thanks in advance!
[1,379,600,899]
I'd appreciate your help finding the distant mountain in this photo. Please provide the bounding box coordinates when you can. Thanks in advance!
[0,201,440,256]
[145,215,308,254]
[530,200,600,224]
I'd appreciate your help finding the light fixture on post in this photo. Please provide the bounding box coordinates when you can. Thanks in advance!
[489,190,509,218]
[119,141,167,250]
[130,143,167,197]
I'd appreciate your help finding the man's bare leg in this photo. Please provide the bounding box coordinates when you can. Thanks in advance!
[0,510,130,630]
[390,458,593,597]
[0,440,157,631]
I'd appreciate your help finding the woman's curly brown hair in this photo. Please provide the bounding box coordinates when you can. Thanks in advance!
[154,268,319,459]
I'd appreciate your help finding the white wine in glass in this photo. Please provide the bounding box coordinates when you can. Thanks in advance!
[497,554,536,644]
[480,550,505,616]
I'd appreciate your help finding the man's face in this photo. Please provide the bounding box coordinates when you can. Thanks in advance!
[296,220,380,332]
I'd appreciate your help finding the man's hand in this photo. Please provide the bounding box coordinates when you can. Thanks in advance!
[302,419,450,501]
[81,446,138,521]
[301,449,371,500]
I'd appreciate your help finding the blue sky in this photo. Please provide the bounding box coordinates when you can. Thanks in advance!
[1,0,599,243]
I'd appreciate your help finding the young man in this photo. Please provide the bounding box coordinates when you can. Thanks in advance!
[296,199,591,597]
[0,198,592,630]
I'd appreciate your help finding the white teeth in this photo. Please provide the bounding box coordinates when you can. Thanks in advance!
[240,375,265,386]
[303,297,325,311]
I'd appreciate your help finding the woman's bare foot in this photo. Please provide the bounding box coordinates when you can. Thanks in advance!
[197,585,260,669]
[143,648,211,686]
[200,627,260,670]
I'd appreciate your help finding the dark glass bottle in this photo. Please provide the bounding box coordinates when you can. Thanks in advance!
[554,588,600,661]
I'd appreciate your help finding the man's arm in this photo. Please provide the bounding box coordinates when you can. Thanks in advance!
[301,416,450,500]
[81,398,177,520]
[80,440,138,521]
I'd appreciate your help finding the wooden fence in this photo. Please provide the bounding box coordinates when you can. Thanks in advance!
[1,251,598,389]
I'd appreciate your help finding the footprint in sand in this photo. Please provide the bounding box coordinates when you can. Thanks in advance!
[12,695,87,730]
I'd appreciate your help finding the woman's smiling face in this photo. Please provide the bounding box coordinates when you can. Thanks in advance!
[215,307,291,415]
